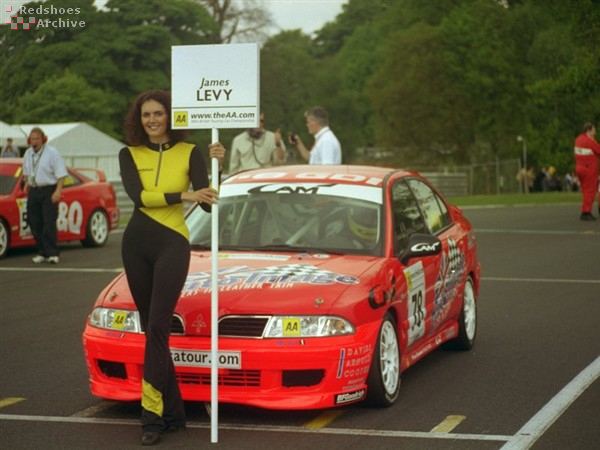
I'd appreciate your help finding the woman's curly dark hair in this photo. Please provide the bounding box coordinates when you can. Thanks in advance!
[124,90,189,146]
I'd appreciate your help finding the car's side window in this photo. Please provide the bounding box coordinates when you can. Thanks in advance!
[407,179,451,234]
[391,180,427,254]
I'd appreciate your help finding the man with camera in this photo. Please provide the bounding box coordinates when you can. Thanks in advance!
[229,112,286,175]
[290,106,342,165]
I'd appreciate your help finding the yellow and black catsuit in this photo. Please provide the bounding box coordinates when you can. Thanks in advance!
[119,140,212,433]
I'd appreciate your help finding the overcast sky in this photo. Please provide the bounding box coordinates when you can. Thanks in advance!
[263,0,346,35]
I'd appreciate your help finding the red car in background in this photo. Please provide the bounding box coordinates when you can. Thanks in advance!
[0,158,119,258]
[83,165,480,410]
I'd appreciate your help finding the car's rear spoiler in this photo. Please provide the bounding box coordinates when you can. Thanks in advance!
[72,167,107,182]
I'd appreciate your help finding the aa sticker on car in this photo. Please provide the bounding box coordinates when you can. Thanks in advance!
[404,261,426,346]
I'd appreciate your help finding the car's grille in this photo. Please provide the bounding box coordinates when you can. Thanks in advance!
[177,370,261,387]
[168,315,270,337]
[171,315,185,335]
[218,316,270,338]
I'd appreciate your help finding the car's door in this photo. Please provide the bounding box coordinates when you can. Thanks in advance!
[406,178,466,337]
[390,179,441,348]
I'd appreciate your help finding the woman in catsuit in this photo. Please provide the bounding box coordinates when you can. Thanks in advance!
[120,90,225,446]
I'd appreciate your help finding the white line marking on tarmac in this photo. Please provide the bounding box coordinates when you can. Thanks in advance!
[482,276,600,284]
[0,267,123,273]
[0,414,512,442]
[501,355,600,450]
[477,229,600,235]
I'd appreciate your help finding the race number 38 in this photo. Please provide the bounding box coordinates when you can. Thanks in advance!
[404,261,426,346]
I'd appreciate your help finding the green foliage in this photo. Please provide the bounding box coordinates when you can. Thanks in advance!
[1,0,597,178]
[13,71,118,133]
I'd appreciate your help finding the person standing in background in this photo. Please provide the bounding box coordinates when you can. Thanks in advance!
[573,122,600,220]
[1,138,20,158]
[229,111,286,174]
[290,106,341,165]
[22,127,68,264]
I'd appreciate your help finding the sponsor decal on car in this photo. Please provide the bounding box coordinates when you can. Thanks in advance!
[180,264,359,296]
[334,388,366,405]
[171,349,242,369]
[218,253,291,261]
[433,238,466,326]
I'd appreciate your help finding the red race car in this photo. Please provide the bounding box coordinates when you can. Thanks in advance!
[0,158,119,258]
[83,165,480,410]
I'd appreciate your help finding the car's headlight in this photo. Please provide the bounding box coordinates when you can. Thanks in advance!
[88,308,141,333]
[264,316,355,337]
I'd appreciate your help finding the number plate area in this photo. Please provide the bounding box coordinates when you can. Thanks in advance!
[171,349,242,369]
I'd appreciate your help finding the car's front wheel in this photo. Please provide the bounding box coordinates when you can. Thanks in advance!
[443,276,477,351]
[0,219,9,258]
[81,209,109,247]
[365,312,400,407]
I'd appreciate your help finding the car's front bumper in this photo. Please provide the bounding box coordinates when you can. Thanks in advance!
[82,322,379,410]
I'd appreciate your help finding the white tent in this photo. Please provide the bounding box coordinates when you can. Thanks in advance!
[17,122,124,181]
[0,120,28,148]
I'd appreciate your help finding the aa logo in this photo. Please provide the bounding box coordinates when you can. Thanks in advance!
[282,318,301,336]
[174,111,188,127]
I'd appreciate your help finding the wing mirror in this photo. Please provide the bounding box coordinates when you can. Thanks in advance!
[400,234,442,264]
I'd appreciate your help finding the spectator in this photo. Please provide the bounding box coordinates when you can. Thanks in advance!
[22,128,68,264]
[1,138,20,158]
[289,106,341,165]
[229,111,286,175]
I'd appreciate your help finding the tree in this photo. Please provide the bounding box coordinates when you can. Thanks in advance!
[13,71,118,133]
[195,0,273,43]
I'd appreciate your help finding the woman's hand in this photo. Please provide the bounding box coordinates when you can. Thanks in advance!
[182,187,219,205]
[208,142,226,171]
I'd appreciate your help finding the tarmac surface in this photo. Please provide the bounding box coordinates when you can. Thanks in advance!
[1,202,599,449]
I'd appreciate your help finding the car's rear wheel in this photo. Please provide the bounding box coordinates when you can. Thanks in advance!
[81,209,109,247]
[443,276,476,351]
[0,219,9,258]
[365,312,400,407]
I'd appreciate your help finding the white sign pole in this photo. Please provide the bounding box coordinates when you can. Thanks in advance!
[210,127,219,443]
[171,42,259,445]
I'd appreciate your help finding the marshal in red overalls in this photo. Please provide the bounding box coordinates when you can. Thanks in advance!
[574,123,600,221]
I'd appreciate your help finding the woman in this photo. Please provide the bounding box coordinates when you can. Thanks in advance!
[119,90,225,446]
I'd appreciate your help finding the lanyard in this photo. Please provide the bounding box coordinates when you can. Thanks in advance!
[30,145,45,186]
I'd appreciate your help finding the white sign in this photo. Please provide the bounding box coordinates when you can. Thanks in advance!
[171,43,260,129]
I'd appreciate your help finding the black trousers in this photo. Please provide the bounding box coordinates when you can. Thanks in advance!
[27,185,59,257]
[121,211,190,432]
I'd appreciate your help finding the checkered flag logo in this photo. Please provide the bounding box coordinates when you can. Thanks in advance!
[245,263,336,278]
[4,6,36,30]
[446,238,465,273]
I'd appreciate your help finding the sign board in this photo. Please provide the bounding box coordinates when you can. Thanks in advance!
[171,43,260,129]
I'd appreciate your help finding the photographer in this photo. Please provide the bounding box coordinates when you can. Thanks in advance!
[229,112,286,174]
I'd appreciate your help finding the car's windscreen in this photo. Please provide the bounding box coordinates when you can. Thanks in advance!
[187,182,383,256]
[0,174,18,195]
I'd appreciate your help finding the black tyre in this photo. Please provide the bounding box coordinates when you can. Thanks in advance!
[81,209,109,247]
[443,276,477,351]
[365,313,401,407]
[0,219,9,258]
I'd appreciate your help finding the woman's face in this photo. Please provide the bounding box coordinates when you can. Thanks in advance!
[141,99,169,143]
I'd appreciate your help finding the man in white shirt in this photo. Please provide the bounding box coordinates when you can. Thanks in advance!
[22,127,68,263]
[290,106,341,165]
